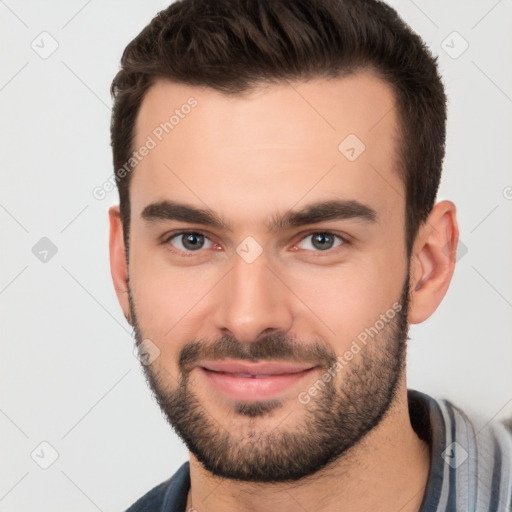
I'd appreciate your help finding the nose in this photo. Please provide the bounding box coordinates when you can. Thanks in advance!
[212,251,294,344]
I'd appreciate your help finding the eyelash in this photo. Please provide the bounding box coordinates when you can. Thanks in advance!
[161,230,350,257]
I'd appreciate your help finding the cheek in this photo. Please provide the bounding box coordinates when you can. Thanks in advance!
[129,245,217,339]
[280,255,406,349]
[129,264,206,380]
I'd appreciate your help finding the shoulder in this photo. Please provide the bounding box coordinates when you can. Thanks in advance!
[124,461,190,512]
[408,389,512,511]
[438,395,512,511]
[125,479,171,512]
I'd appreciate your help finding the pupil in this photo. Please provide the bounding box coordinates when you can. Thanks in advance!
[313,233,333,250]
[183,233,203,250]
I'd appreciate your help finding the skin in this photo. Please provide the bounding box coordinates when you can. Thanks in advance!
[109,72,459,512]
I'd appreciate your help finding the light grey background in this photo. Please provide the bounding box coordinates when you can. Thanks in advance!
[1,1,511,510]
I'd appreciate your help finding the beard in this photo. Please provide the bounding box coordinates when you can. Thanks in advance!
[127,272,411,483]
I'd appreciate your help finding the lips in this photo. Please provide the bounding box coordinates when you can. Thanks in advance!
[197,361,317,401]
[199,360,315,377]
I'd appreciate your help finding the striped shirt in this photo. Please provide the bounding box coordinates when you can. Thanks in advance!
[125,389,512,511]
[409,389,512,511]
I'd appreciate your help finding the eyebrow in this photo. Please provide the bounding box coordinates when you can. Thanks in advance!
[141,199,377,232]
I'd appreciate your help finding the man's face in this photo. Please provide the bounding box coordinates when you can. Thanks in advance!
[124,72,411,481]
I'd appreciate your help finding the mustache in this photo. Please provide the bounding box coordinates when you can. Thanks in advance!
[178,331,338,375]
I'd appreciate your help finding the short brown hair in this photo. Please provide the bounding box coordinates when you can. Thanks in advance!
[110,0,446,258]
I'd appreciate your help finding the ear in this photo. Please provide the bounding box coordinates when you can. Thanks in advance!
[408,200,459,324]
[108,205,132,325]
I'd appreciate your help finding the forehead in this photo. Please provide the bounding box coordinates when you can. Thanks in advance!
[130,72,402,226]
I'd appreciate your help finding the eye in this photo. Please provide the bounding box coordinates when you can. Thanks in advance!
[295,232,346,252]
[164,231,215,253]
[162,230,349,257]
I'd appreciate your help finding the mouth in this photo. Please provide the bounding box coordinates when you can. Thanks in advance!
[196,360,318,401]
[199,360,316,375]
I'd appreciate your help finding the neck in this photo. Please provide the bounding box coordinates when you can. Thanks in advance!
[186,383,430,512]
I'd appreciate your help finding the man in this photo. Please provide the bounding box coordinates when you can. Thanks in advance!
[108,0,512,510]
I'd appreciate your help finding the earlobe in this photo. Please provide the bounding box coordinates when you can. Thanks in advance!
[408,200,459,324]
[108,205,131,324]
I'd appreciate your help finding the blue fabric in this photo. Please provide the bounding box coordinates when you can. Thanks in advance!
[125,462,190,512]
